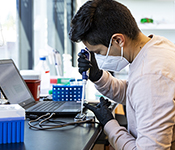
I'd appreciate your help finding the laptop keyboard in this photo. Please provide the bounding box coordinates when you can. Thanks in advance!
[28,101,65,112]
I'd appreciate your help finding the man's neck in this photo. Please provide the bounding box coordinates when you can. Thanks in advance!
[126,32,151,63]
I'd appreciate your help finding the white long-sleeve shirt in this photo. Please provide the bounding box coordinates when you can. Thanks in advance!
[94,35,175,149]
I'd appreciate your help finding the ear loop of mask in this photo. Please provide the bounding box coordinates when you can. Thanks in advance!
[121,47,123,59]
[105,37,113,58]
[99,37,113,68]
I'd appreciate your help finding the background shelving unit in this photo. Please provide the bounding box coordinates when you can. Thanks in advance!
[117,0,175,43]
[138,24,175,30]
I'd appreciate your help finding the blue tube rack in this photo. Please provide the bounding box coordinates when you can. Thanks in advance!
[52,85,83,101]
[0,118,24,144]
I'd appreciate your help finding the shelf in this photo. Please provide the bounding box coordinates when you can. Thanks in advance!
[138,23,175,30]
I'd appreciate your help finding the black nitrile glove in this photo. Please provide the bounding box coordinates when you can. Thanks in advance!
[84,96,114,126]
[78,50,103,82]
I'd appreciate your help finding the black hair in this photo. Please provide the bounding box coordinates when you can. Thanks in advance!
[69,0,140,47]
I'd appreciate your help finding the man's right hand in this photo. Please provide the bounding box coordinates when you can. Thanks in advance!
[78,50,103,82]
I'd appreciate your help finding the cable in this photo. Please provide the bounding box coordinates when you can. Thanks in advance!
[28,113,99,130]
[39,113,55,127]
[28,118,97,130]
[28,113,50,123]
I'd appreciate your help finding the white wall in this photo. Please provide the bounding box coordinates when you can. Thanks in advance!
[118,0,175,24]
[117,0,175,43]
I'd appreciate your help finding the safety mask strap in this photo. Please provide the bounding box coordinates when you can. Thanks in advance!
[106,38,124,59]
[121,47,123,59]
[99,37,112,68]
[105,37,113,58]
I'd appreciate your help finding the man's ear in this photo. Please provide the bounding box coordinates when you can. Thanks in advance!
[112,33,125,47]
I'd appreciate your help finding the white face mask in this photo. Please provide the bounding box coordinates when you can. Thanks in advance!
[95,38,129,72]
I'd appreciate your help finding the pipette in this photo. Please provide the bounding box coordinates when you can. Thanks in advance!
[80,48,91,114]
[74,48,91,121]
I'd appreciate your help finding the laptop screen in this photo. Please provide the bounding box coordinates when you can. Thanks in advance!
[0,59,35,106]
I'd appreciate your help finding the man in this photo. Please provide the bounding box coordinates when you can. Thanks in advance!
[69,0,175,149]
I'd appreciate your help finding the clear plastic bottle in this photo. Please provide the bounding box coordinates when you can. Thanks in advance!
[62,54,72,78]
[35,56,50,95]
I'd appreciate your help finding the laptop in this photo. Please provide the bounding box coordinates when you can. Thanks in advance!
[0,59,82,117]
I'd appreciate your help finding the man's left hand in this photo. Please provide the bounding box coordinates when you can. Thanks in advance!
[84,96,114,126]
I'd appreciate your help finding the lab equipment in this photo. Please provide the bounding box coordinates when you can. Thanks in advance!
[0,59,81,117]
[81,48,91,80]
[77,79,83,85]
[78,50,102,82]
[140,17,153,24]
[45,45,62,77]
[53,49,62,76]
[52,85,82,101]
[20,70,41,101]
[63,54,72,78]
[28,112,96,130]
[50,77,71,85]
[35,56,50,95]
[81,48,91,113]
[69,78,76,85]
[0,104,25,144]
[74,48,91,121]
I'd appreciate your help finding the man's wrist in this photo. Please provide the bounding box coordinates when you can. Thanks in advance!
[103,116,115,126]
[90,70,103,82]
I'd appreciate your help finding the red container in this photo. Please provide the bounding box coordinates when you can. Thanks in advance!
[24,80,41,101]
[20,70,41,101]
